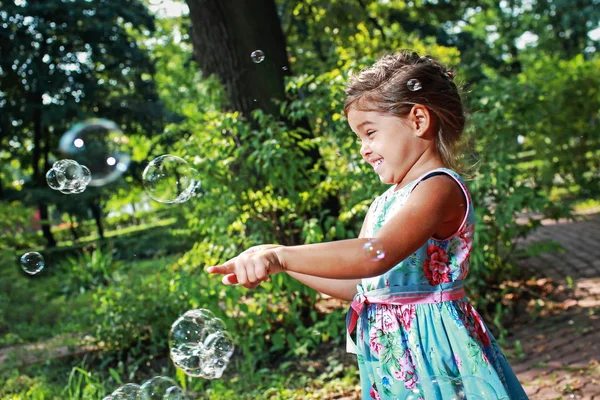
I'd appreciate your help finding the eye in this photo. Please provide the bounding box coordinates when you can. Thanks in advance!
[366,130,376,136]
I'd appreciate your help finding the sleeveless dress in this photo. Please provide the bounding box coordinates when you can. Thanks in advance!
[347,168,528,400]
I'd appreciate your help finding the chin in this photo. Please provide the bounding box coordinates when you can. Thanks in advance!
[378,175,392,184]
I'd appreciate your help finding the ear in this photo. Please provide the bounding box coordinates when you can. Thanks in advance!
[408,105,433,137]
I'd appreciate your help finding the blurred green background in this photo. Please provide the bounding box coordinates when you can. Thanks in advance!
[1,0,598,398]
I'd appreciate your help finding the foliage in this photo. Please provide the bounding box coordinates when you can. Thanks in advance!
[0,201,43,249]
[1,0,599,397]
[58,245,119,296]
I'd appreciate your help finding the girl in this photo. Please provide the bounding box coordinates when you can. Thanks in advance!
[207,50,528,399]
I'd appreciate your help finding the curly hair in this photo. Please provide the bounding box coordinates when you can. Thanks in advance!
[344,50,466,171]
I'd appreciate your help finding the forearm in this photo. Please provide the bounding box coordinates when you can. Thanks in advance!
[279,238,392,280]
[286,271,359,302]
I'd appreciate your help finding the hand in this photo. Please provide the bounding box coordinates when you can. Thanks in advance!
[206,245,285,289]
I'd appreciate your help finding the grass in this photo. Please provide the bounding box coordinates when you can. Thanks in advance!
[56,217,178,247]
[0,348,360,400]
[0,228,361,400]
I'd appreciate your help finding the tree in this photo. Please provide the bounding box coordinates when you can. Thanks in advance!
[0,0,164,246]
[185,0,340,243]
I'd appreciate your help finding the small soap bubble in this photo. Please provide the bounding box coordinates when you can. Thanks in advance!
[140,376,179,400]
[45,168,63,190]
[142,155,200,204]
[60,179,86,194]
[59,119,130,186]
[363,238,386,261]
[169,308,234,379]
[250,49,265,63]
[20,252,45,275]
[407,78,422,91]
[110,383,142,400]
[164,386,186,400]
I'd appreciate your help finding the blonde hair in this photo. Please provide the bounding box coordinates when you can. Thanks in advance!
[344,50,466,171]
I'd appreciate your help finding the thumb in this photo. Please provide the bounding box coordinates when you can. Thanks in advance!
[222,273,238,285]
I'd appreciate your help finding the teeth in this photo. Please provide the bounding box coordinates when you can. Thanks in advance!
[374,160,383,166]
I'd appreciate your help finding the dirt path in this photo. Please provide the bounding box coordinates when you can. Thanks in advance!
[510,212,600,399]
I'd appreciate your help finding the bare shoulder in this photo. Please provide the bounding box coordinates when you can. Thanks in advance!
[374,174,466,268]
[412,174,463,202]
[408,174,467,236]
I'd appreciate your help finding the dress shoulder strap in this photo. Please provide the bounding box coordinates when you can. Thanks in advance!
[408,168,473,236]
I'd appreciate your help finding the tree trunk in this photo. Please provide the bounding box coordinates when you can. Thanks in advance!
[186,0,290,116]
[68,213,80,241]
[32,91,57,247]
[90,200,105,239]
[131,202,138,225]
[185,0,341,239]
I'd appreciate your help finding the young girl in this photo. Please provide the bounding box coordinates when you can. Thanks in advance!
[207,50,528,400]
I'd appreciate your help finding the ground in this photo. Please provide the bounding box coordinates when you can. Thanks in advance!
[1,211,599,399]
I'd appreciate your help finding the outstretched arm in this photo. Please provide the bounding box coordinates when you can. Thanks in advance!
[285,211,371,302]
[277,176,456,279]
[208,176,462,285]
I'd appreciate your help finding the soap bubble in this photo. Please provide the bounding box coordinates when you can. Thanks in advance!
[46,159,91,194]
[169,308,234,379]
[407,78,422,91]
[140,376,178,400]
[45,168,64,191]
[250,49,265,63]
[110,383,142,400]
[20,252,45,275]
[59,119,130,186]
[363,238,386,261]
[164,386,186,400]
[142,155,200,204]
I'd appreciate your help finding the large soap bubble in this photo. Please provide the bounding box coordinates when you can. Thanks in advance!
[108,383,142,400]
[169,308,234,379]
[142,155,200,204]
[106,377,187,400]
[59,119,130,186]
[140,376,179,400]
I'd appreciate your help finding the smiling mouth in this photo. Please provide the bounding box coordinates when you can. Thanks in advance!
[372,159,383,171]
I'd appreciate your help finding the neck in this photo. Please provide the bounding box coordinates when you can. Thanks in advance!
[394,149,445,192]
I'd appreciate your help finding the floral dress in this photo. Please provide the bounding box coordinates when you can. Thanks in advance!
[348,168,528,400]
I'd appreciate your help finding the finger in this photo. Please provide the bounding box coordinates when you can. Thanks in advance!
[222,274,238,285]
[255,261,269,281]
[242,281,261,289]
[248,281,262,289]
[246,260,259,284]
[235,258,248,286]
[206,259,236,275]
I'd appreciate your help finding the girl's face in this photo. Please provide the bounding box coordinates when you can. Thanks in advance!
[347,105,430,186]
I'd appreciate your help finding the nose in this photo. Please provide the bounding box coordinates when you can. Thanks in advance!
[360,141,372,159]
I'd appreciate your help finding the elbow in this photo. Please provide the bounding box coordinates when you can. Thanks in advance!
[362,259,394,279]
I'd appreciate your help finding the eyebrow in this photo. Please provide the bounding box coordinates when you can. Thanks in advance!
[354,120,375,137]
[357,120,375,130]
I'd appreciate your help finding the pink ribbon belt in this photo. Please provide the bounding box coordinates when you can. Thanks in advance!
[346,282,467,353]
